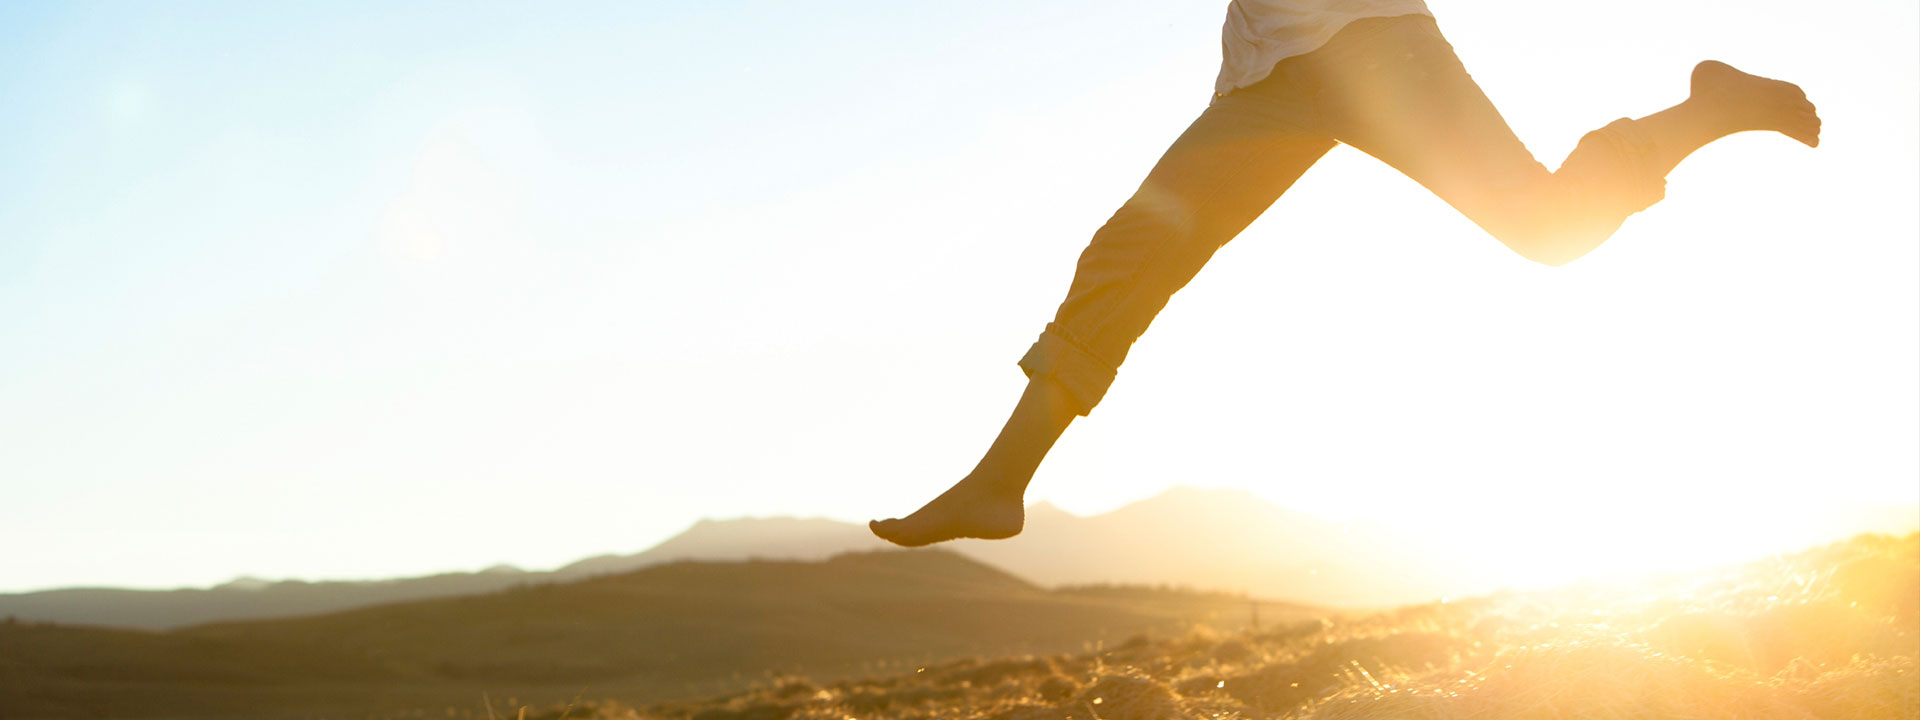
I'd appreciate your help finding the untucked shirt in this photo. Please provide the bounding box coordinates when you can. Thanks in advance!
[1215,0,1434,96]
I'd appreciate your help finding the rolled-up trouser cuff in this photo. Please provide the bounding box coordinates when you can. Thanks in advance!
[1018,322,1117,417]
[1572,118,1667,217]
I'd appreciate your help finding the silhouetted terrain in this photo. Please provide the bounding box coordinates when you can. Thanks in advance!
[515,533,1920,720]
[955,490,1435,607]
[0,518,888,631]
[8,488,1914,630]
[553,516,887,580]
[0,566,537,633]
[0,550,1313,718]
[9,535,1914,719]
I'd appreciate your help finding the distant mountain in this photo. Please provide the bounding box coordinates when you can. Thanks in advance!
[553,516,892,580]
[532,489,1473,607]
[954,488,1451,607]
[0,490,1384,629]
[536,488,1547,607]
[0,568,541,631]
[1,549,1313,719]
[6,487,1912,629]
[0,517,894,631]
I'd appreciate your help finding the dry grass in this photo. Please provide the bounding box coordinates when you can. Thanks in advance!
[519,532,1917,720]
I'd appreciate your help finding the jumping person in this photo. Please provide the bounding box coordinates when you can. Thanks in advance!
[869,1,1820,547]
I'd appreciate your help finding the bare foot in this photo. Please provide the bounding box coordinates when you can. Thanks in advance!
[870,478,1025,547]
[1691,60,1821,147]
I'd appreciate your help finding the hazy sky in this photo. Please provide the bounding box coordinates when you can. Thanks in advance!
[3,0,1915,593]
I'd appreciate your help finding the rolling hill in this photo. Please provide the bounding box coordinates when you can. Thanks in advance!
[530,533,1920,720]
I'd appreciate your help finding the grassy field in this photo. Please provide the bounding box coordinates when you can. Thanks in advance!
[509,533,1917,720]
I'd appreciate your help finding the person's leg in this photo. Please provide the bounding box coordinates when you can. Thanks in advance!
[867,374,1076,546]
[871,93,1337,547]
[1637,60,1820,176]
[1301,16,1818,267]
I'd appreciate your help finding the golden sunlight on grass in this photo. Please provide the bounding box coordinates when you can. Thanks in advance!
[517,533,1916,720]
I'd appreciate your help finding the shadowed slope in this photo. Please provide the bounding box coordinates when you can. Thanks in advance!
[534,533,1920,720]
[0,550,1311,718]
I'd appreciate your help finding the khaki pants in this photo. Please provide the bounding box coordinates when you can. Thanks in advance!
[1020,15,1666,416]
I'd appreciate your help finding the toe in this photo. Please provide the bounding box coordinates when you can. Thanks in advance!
[871,518,928,547]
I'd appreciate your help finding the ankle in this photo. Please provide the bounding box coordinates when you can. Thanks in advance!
[958,470,1030,502]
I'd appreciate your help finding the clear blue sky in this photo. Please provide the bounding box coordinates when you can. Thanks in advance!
[2,0,1914,592]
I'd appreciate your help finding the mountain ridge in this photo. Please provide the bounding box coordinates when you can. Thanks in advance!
[5,487,1913,629]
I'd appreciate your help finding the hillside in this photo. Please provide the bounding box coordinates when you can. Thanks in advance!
[509,533,1919,720]
[0,550,1317,719]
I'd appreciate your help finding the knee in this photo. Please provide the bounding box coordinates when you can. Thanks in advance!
[1493,217,1616,267]
[1477,188,1631,267]
[1509,237,1584,267]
